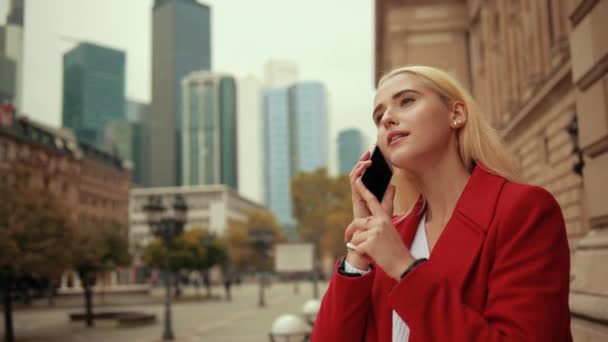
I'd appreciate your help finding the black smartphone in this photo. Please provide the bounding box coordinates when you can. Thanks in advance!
[361,146,393,201]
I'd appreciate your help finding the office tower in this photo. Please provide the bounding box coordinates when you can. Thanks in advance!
[182,71,237,189]
[62,42,126,146]
[0,0,24,108]
[262,81,328,230]
[237,74,263,202]
[288,81,328,174]
[338,128,365,175]
[264,59,298,88]
[262,88,293,227]
[148,0,211,186]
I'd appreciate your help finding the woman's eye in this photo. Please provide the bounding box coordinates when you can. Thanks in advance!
[401,97,415,106]
[374,113,383,124]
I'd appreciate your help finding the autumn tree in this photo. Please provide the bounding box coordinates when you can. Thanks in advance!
[291,170,353,261]
[291,168,331,250]
[0,168,74,342]
[141,227,228,297]
[322,175,353,260]
[71,221,131,327]
[225,210,285,273]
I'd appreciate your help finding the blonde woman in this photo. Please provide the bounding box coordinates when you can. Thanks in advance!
[311,66,572,341]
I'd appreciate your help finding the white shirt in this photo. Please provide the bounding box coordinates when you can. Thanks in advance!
[345,213,429,342]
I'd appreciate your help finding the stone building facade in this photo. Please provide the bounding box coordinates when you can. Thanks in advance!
[0,117,81,220]
[0,115,131,290]
[375,0,607,339]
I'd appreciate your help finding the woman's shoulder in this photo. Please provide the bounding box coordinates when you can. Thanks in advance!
[499,180,559,209]
[495,180,564,228]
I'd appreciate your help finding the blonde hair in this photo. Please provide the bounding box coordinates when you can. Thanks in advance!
[379,65,520,183]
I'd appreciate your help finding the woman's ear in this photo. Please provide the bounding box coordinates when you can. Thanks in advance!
[450,101,467,129]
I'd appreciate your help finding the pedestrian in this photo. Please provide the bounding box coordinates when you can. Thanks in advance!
[223,275,232,301]
[311,65,572,341]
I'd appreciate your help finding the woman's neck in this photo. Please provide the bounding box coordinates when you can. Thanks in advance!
[414,152,471,227]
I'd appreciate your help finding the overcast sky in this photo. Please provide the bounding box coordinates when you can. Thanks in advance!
[1,0,378,169]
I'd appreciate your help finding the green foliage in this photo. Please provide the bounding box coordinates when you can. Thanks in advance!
[72,221,131,283]
[141,227,228,273]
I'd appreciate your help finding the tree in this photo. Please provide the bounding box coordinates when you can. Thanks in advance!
[291,171,354,261]
[182,227,228,297]
[291,169,331,249]
[0,168,74,342]
[141,227,228,297]
[71,221,131,327]
[225,211,285,272]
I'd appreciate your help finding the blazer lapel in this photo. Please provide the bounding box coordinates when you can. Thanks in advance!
[395,195,426,248]
[427,165,507,288]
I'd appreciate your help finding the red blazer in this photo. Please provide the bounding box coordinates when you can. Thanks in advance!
[312,166,572,341]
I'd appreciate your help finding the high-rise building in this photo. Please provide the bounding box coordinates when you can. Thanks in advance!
[264,59,298,88]
[105,100,149,187]
[129,120,146,187]
[181,71,237,190]
[288,82,328,174]
[338,128,365,175]
[237,74,263,203]
[262,80,329,231]
[147,0,211,187]
[126,100,148,122]
[62,42,126,146]
[263,88,293,227]
[0,0,24,108]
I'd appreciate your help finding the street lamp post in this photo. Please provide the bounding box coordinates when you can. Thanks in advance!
[249,227,274,308]
[143,194,188,341]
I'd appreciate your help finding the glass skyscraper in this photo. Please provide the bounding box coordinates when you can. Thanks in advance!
[148,0,211,187]
[182,71,237,190]
[289,82,328,174]
[263,88,293,227]
[62,42,126,146]
[262,81,328,230]
[338,128,365,175]
[0,0,24,108]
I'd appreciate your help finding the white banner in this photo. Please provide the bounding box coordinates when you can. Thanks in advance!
[274,243,314,272]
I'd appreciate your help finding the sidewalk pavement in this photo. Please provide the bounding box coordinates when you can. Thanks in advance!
[1,281,329,342]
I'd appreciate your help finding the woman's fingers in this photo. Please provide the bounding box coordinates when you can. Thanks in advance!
[349,228,376,247]
[350,151,372,181]
[350,160,371,184]
[358,150,371,162]
[380,184,396,216]
[344,217,369,242]
[354,178,387,217]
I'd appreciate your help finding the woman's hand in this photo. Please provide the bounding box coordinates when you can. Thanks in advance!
[349,151,372,219]
[345,151,374,269]
[345,177,415,281]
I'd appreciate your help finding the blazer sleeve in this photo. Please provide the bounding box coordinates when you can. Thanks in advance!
[310,259,376,341]
[389,186,572,341]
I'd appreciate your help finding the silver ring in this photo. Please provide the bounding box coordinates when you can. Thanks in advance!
[346,242,357,252]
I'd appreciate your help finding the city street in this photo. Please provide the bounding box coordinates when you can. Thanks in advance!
[1,281,328,342]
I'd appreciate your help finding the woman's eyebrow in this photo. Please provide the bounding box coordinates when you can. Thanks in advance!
[373,89,421,115]
[391,89,420,100]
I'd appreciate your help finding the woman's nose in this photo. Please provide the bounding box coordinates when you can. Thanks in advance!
[380,109,398,127]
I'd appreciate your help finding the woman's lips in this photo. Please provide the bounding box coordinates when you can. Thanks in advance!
[387,132,409,147]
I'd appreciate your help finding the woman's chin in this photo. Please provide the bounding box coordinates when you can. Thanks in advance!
[388,151,421,170]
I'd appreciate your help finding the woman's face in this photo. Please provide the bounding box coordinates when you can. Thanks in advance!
[372,73,463,171]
